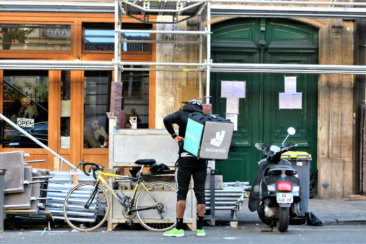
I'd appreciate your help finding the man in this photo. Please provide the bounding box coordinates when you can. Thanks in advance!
[162,99,207,237]
[84,118,108,148]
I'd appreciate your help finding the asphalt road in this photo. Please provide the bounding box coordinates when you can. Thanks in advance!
[1,224,366,244]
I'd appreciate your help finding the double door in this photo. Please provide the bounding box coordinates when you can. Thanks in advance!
[210,18,318,183]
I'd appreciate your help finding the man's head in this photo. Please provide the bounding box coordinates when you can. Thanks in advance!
[188,99,203,110]
[91,119,100,129]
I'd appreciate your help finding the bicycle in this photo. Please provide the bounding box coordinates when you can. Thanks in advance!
[63,159,176,232]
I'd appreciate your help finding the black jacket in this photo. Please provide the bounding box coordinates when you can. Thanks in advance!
[163,103,202,138]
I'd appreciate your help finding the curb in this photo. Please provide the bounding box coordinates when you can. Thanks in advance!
[323,219,366,225]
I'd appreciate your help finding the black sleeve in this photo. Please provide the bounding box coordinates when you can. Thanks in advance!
[163,111,180,135]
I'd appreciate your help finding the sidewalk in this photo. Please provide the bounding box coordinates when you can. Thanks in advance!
[215,198,366,226]
[308,198,366,225]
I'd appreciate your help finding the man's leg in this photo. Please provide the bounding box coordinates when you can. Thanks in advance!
[163,161,191,237]
[175,200,186,230]
[177,200,186,218]
[192,164,207,236]
[197,203,205,217]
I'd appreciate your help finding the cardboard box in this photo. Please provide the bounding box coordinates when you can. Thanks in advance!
[205,174,224,190]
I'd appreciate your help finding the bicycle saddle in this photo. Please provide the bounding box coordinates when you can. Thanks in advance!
[135,159,156,166]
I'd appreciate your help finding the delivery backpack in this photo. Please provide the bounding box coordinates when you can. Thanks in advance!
[183,112,234,160]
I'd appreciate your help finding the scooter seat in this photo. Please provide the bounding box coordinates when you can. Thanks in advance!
[268,165,297,176]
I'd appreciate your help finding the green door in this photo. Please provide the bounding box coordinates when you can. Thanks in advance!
[211,18,318,184]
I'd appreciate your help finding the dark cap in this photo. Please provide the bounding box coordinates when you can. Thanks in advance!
[188,99,203,109]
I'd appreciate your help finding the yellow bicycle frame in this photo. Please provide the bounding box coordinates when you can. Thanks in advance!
[96,170,152,204]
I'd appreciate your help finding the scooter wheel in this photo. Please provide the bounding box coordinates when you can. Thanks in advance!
[257,206,271,225]
[277,207,289,232]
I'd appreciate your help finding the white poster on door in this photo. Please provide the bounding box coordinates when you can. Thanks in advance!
[284,76,297,93]
[279,93,302,109]
[226,97,239,114]
[221,81,246,98]
[226,113,238,131]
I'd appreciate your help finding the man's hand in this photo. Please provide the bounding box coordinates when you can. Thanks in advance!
[174,136,184,143]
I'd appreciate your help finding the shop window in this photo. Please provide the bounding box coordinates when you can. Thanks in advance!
[83,23,151,52]
[84,71,111,149]
[83,69,149,148]
[2,70,49,148]
[122,67,149,129]
[0,24,71,51]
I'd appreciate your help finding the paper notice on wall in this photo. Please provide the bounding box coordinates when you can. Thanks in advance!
[221,81,246,98]
[226,97,239,114]
[226,113,238,131]
[284,76,297,93]
[279,93,302,109]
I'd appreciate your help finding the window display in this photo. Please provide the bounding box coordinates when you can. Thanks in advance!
[2,70,49,148]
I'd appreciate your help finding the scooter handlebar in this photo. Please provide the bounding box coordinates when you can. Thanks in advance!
[281,144,298,153]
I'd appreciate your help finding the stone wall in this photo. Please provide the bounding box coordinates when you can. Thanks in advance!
[155,16,203,129]
[317,19,355,198]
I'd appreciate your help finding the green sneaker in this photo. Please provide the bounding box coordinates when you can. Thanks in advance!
[163,228,184,237]
[196,229,206,237]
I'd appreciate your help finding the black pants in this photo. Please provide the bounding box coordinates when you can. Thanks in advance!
[176,156,207,204]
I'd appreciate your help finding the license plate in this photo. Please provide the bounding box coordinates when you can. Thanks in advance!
[276,193,293,204]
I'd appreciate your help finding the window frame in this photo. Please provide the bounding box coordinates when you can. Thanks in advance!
[0,19,75,59]
[82,22,153,55]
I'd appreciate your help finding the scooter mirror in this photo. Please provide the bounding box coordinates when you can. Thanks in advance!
[255,143,263,151]
[287,127,296,136]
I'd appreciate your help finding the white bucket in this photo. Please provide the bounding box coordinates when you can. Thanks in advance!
[230,221,238,228]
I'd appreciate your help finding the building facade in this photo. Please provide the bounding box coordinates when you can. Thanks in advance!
[0,0,361,198]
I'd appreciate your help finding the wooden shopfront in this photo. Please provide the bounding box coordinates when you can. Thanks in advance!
[0,12,156,170]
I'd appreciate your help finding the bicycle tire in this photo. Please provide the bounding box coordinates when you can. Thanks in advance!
[63,181,110,232]
[136,182,176,232]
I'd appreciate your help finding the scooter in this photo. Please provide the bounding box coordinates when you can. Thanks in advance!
[248,127,301,232]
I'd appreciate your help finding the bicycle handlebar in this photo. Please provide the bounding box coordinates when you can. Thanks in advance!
[79,161,104,180]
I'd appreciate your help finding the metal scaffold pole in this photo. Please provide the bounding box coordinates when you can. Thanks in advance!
[114,0,120,83]
[199,9,204,101]
[206,0,212,105]
[212,0,366,6]
[1,1,366,84]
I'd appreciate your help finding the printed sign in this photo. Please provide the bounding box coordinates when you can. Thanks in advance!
[221,81,246,98]
[226,97,239,114]
[17,118,34,128]
[226,113,238,131]
[279,93,302,109]
[280,76,302,109]
[284,76,297,93]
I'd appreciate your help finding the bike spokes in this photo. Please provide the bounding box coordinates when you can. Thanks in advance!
[136,183,176,232]
[63,182,110,232]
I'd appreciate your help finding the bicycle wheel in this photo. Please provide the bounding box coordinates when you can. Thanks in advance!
[63,181,110,232]
[136,182,176,231]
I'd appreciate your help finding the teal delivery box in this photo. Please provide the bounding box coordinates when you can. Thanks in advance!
[184,113,234,160]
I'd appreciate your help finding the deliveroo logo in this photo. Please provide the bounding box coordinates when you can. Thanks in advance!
[210,131,226,147]
[187,133,198,142]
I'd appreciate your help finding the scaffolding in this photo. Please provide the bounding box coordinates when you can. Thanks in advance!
[1,0,366,103]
